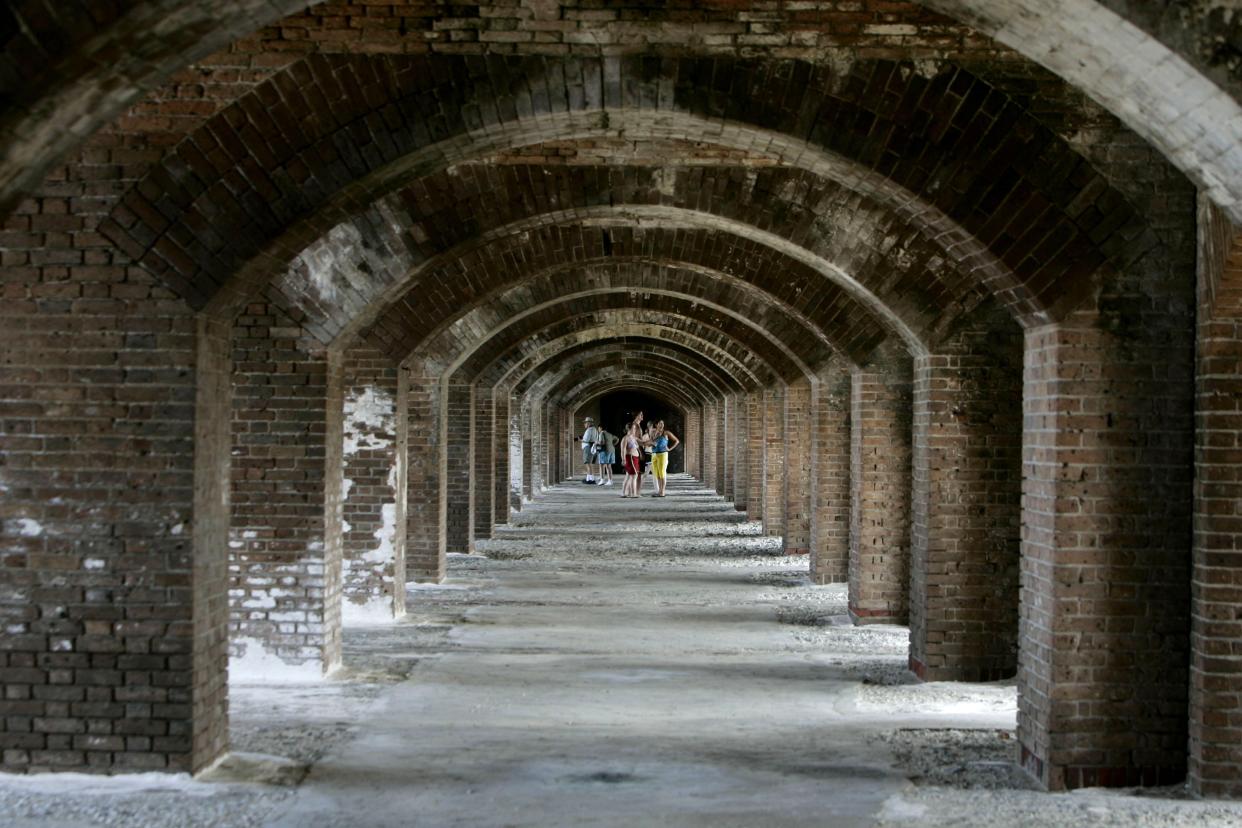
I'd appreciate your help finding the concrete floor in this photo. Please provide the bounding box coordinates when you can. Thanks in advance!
[267,475,1009,827]
[9,475,1241,826]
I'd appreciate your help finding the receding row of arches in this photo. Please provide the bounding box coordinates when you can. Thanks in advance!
[1,0,1241,804]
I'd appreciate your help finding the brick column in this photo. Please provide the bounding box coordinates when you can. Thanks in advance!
[907,308,1022,682]
[341,347,404,624]
[520,401,533,502]
[721,396,735,502]
[715,401,728,495]
[473,387,494,542]
[510,402,524,509]
[684,409,700,478]
[445,382,474,555]
[493,394,511,525]
[702,403,718,494]
[762,385,785,537]
[810,360,851,584]
[404,363,446,583]
[733,393,749,512]
[1018,305,1192,791]
[848,350,912,624]
[746,391,765,522]
[229,305,343,677]
[534,400,548,497]
[1191,196,1242,797]
[783,379,813,555]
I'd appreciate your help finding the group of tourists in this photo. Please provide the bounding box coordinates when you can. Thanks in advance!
[578,411,681,497]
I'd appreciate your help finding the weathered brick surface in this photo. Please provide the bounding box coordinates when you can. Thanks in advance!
[701,403,718,496]
[493,396,512,523]
[721,396,735,503]
[783,380,813,555]
[473,389,495,542]
[810,359,851,584]
[762,386,786,538]
[1018,309,1193,791]
[404,365,446,582]
[746,392,765,523]
[445,383,474,555]
[908,305,1022,682]
[340,347,403,623]
[849,347,912,624]
[229,303,341,674]
[1188,196,1242,798]
[0,0,1228,788]
[684,409,700,479]
[731,394,749,513]
[101,50,1147,341]
[0,232,208,773]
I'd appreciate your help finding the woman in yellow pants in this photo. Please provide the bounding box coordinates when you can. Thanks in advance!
[649,421,680,497]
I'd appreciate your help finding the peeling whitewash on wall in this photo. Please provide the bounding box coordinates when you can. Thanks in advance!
[341,384,402,624]
[509,411,523,510]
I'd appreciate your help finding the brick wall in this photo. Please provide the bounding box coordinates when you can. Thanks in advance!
[761,386,786,538]
[715,400,728,497]
[473,389,494,542]
[908,306,1022,682]
[493,395,511,524]
[404,365,446,583]
[746,392,765,523]
[849,348,912,624]
[229,302,342,676]
[783,380,813,555]
[702,403,718,495]
[0,213,209,772]
[340,347,403,624]
[732,394,749,513]
[1018,307,1193,790]
[810,359,851,584]
[721,396,735,502]
[1189,195,1242,797]
[445,382,474,555]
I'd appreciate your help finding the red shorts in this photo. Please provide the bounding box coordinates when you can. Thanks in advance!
[624,455,641,474]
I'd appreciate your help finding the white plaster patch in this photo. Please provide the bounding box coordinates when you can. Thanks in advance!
[13,518,43,537]
[344,386,396,455]
[83,558,106,571]
[170,523,185,536]
[229,636,325,684]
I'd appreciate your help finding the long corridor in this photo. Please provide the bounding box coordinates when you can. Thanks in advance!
[268,474,1017,827]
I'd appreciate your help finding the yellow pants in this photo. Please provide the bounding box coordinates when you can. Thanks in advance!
[652,451,669,479]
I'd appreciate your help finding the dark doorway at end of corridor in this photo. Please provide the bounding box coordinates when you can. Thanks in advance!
[596,390,685,474]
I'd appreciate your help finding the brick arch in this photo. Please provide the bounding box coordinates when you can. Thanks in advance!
[540,354,724,410]
[354,209,915,364]
[434,292,815,385]
[392,248,848,377]
[102,52,1154,329]
[491,327,770,394]
[8,2,1237,232]
[924,0,1242,221]
[0,0,308,218]
[518,342,738,402]
[297,163,996,353]
[564,376,700,419]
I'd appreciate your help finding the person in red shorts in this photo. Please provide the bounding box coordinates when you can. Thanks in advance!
[621,421,644,498]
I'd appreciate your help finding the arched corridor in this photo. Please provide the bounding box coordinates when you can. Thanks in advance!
[5,1,1242,821]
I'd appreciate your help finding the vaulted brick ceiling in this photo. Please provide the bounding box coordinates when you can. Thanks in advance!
[6,0,1223,408]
